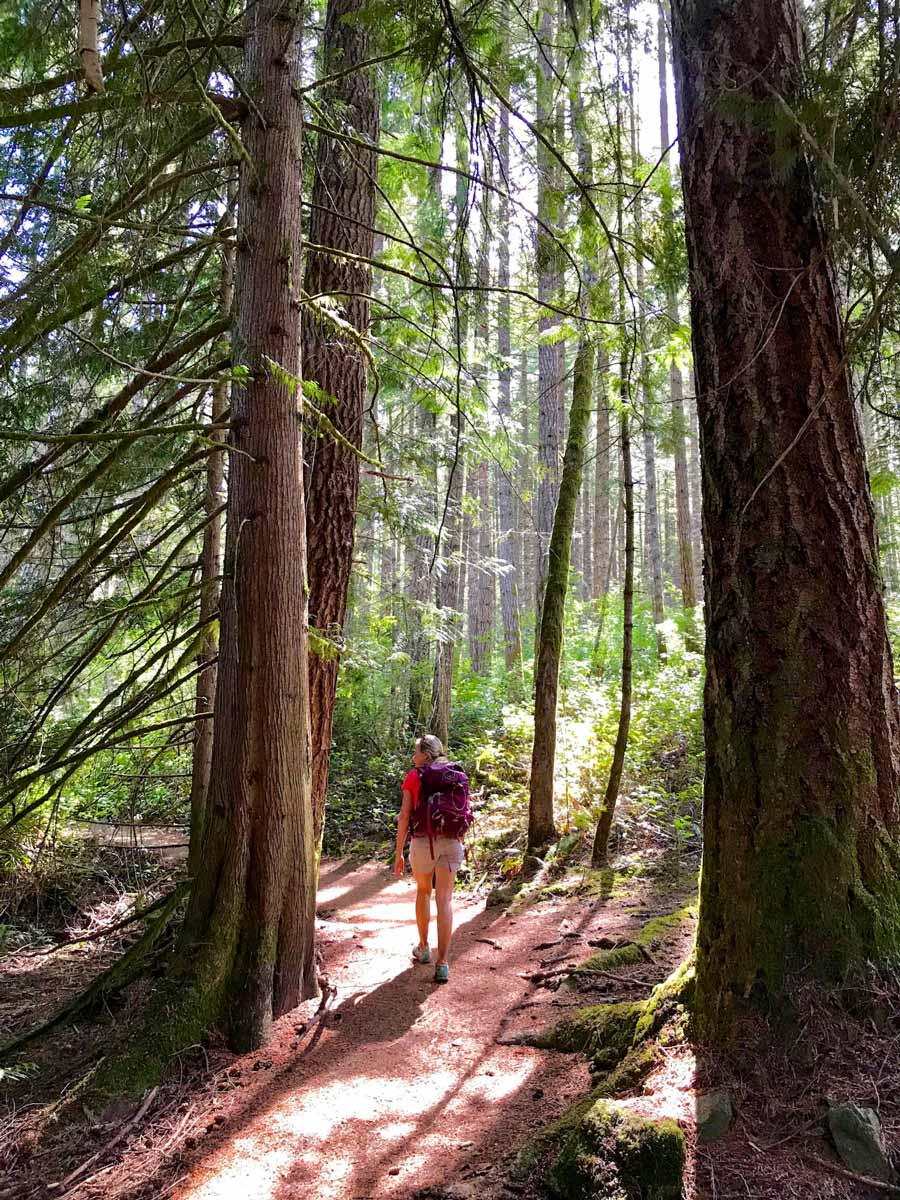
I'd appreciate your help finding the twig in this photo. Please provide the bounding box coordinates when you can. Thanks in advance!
[475,938,504,951]
[294,976,337,1055]
[50,1086,159,1192]
[525,964,656,986]
[801,1154,900,1195]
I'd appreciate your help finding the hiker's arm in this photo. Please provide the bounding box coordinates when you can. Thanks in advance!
[394,791,412,875]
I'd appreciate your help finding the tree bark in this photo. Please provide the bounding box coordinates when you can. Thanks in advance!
[689,370,703,599]
[657,6,698,636]
[431,419,464,747]
[579,434,593,598]
[79,0,105,94]
[187,233,234,881]
[496,102,524,692]
[671,0,900,1031]
[303,0,380,845]
[593,354,611,599]
[469,459,494,674]
[530,340,595,849]
[628,23,666,660]
[534,4,565,650]
[180,0,316,1052]
[592,409,634,865]
[592,70,634,866]
[431,115,469,744]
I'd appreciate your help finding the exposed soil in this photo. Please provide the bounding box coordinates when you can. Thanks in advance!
[0,856,695,1200]
[5,853,892,1200]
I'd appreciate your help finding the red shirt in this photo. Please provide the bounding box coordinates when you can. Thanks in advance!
[402,768,420,807]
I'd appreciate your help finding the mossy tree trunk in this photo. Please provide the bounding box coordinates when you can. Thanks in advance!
[670,0,900,1032]
[178,0,317,1053]
[530,339,595,849]
[592,65,635,865]
[303,0,380,847]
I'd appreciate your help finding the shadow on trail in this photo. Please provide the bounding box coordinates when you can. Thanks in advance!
[29,858,692,1200]
[96,869,593,1200]
[160,871,620,1200]
[317,858,395,914]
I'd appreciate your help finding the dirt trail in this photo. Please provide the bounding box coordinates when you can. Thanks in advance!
[166,859,687,1200]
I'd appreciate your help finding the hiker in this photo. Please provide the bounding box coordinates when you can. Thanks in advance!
[393,733,472,984]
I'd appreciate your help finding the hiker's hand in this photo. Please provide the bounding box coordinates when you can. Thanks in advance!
[393,853,406,877]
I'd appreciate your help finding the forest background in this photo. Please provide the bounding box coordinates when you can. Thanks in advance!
[1,0,900,1160]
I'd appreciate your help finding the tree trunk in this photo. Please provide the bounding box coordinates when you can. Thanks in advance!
[580,434,593,599]
[303,0,380,846]
[593,355,611,599]
[592,409,634,865]
[408,407,436,731]
[187,232,234,881]
[534,4,564,650]
[430,418,464,747]
[469,459,494,674]
[689,371,703,600]
[628,24,666,660]
[657,6,698,639]
[530,340,595,849]
[180,0,316,1052]
[78,0,105,94]
[671,0,900,1031]
[592,71,634,867]
[496,104,524,692]
[431,116,469,745]
[519,350,535,617]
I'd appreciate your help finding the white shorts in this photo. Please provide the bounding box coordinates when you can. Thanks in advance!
[409,835,464,875]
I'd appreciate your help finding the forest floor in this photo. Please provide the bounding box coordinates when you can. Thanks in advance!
[1,847,897,1200]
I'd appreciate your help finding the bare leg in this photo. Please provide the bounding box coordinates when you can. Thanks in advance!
[412,870,432,950]
[434,865,455,964]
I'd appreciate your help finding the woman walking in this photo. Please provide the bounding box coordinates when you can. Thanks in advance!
[393,734,470,983]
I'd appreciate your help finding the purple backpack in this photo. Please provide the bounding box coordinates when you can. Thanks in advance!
[411,761,473,849]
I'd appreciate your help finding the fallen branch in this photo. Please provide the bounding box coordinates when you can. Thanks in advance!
[0,882,190,1060]
[50,1086,159,1193]
[294,975,337,1057]
[801,1154,900,1195]
[23,886,181,957]
[524,964,656,987]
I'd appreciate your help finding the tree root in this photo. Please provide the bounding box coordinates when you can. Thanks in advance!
[0,881,190,1060]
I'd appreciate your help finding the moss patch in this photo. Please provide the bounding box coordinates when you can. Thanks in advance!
[634,955,695,1043]
[578,900,697,974]
[546,1098,686,1200]
[536,1001,644,1073]
[593,1040,661,1097]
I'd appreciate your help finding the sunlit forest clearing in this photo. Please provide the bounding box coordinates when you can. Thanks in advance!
[2,0,900,1197]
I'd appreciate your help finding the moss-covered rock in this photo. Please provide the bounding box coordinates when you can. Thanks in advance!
[546,1098,686,1200]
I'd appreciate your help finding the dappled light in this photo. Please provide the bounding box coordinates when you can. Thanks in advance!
[3,0,900,1197]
